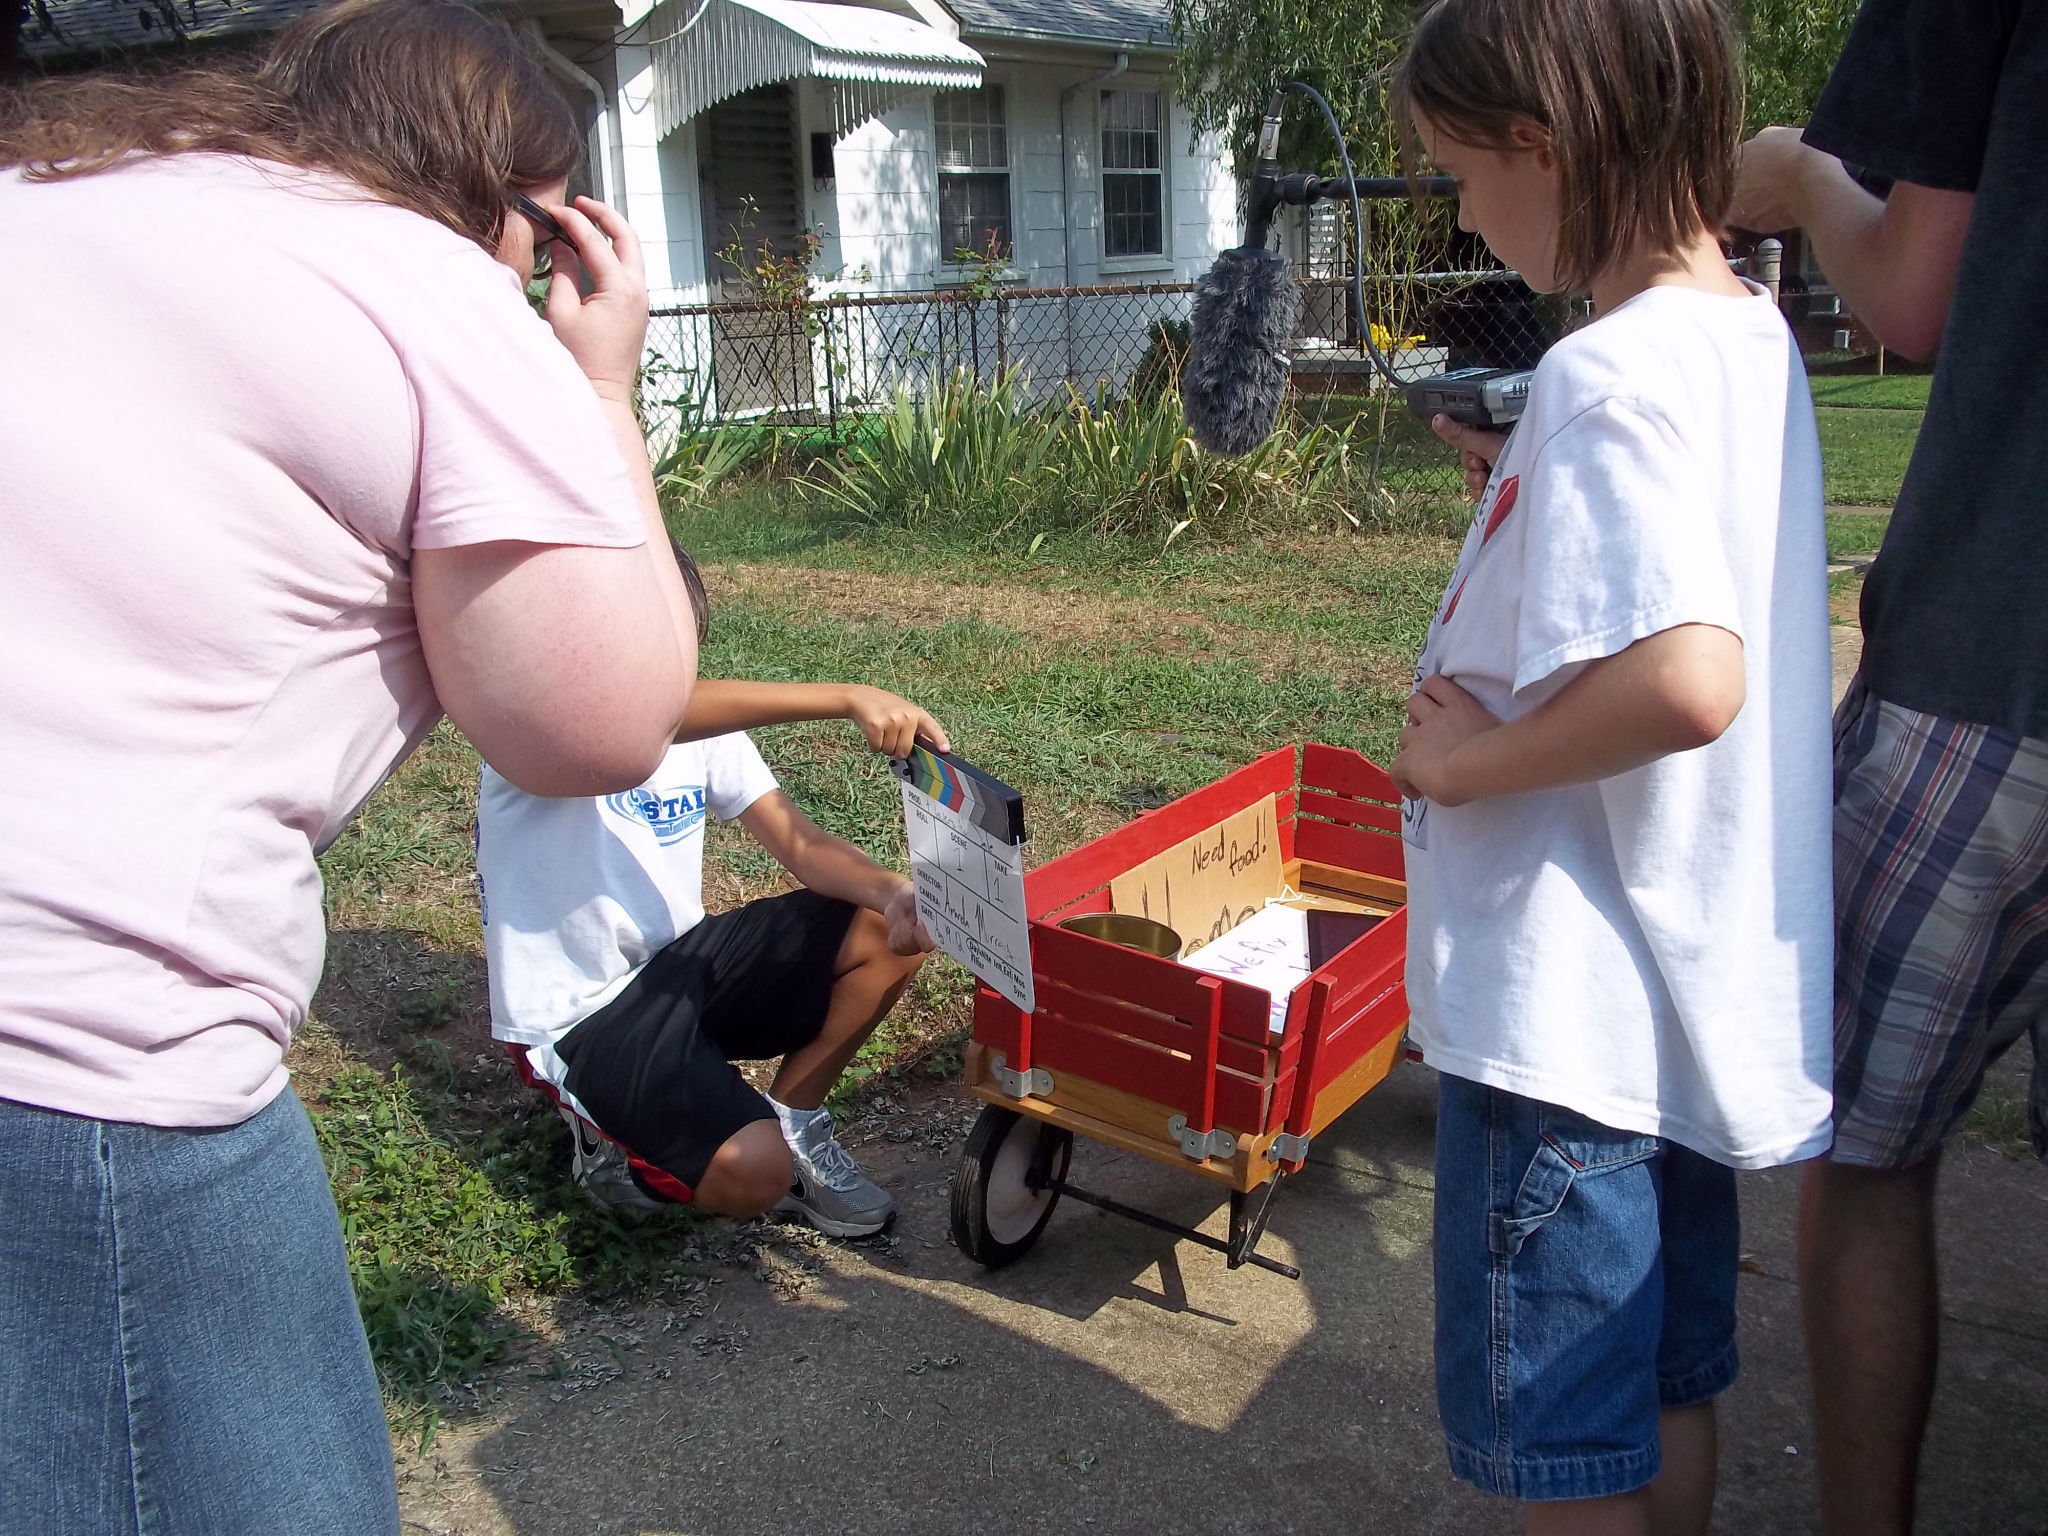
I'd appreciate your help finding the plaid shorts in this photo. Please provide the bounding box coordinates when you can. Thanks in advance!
[1833,676,2048,1168]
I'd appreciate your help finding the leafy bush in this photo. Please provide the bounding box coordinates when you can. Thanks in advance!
[807,370,1383,543]
[1129,318,1191,404]
[808,368,1060,532]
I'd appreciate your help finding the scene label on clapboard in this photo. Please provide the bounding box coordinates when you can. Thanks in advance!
[892,746,1033,1015]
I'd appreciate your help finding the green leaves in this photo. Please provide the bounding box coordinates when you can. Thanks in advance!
[804,370,1388,545]
[1172,0,1863,181]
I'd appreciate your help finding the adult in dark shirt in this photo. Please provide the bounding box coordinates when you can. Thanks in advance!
[1729,2,2047,1532]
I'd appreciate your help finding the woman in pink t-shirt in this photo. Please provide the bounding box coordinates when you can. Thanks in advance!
[0,2,699,1529]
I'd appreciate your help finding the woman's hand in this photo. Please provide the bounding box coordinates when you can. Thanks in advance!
[1391,673,1500,806]
[542,196,649,406]
[843,685,950,758]
[1431,414,1509,501]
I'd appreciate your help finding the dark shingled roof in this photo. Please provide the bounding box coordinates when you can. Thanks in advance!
[943,0,1174,50]
[22,0,1178,64]
[21,0,328,60]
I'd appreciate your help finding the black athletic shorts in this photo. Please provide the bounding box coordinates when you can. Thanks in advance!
[545,889,858,1201]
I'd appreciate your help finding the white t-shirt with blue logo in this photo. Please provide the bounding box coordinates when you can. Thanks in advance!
[475,732,780,1047]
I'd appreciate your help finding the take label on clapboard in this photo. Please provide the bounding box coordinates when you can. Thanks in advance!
[891,745,1034,1015]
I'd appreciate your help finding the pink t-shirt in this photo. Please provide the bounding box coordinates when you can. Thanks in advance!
[0,155,646,1127]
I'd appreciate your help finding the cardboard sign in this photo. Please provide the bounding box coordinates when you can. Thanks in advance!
[1109,794,1283,955]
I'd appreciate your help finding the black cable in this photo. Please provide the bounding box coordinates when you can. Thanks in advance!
[1278,79,1403,388]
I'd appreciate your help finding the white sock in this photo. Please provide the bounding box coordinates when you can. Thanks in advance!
[767,1095,829,1145]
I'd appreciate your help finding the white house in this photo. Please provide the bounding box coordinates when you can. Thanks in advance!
[27,0,1243,415]
[540,0,1238,303]
[521,0,1240,418]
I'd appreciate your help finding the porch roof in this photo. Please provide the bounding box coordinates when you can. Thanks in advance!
[649,0,985,139]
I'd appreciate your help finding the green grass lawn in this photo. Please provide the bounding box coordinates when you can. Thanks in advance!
[1827,510,1890,559]
[1809,373,1934,409]
[1296,384,1921,508]
[1816,405,1921,504]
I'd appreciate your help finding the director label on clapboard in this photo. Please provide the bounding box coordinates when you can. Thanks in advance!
[891,745,1034,1015]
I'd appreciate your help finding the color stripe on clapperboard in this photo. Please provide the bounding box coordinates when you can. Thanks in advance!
[905,749,967,813]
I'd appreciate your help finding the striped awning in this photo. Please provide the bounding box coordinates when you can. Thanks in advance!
[648,0,986,140]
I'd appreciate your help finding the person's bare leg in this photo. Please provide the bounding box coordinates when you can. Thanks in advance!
[769,907,922,1110]
[1519,1403,1709,1536]
[1799,1152,1943,1536]
[1524,1490,1650,1536]
[691,1119,792,1217]
[1646,1401,1717,1536]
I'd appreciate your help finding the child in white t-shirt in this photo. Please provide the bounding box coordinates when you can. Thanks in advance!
[1388,0,1833,1527]
[476,547,942,1238]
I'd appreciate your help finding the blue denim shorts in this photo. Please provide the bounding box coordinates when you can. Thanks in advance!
[1433,1073,1741,1501]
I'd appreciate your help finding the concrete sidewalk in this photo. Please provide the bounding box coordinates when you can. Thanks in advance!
[394,1056,2048,1536]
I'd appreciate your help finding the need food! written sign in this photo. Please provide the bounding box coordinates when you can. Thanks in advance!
[1109,794,1282,955]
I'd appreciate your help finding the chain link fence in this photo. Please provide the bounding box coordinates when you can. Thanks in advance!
[640,261,1566,506]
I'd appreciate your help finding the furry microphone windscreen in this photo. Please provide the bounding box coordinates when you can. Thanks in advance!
[1181,247,1301,456]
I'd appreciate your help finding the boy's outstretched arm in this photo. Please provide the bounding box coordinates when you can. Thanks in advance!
[1390,624,1745,808]
[677,681,949,758]
[738,791,935,956]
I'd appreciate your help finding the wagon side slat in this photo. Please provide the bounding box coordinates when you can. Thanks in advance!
[1304,910,1410,1093]
[1274,975,1335,1168]
[1026,997,1272,1133]
[1297,788,1402,836]
[1294,815,1405,881]
[1303,742,1404,804]
[1030,974,1274,1082]
[1023,746,1298,916]
[1030,921,1272,1046]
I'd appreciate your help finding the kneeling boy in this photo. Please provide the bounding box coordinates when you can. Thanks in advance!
[475,552,943,1237]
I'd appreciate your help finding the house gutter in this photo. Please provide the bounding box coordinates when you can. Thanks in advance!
[1059,51,1128,286]
[526,23,626,212]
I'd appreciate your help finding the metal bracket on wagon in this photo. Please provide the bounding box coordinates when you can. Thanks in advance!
[1265,1131,1311,1164]
[989,1054,1054,1100]
[1167,1115,1238,1161]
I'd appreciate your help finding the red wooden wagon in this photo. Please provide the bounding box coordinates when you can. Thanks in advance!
[947,743,1412,1278]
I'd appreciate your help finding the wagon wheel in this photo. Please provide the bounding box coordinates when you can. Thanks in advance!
[951,1105,1073,1268]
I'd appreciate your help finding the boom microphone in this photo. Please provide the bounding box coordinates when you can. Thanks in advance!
[1182,76,1485,457]
[1182,248,1301,457]
[1182,91,1300,457]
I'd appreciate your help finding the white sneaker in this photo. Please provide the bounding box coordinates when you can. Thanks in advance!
[775,1112,896,1238]
[560,1107,668,1216]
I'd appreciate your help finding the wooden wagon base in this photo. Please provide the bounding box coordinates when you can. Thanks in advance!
[963,1032,1405,1195]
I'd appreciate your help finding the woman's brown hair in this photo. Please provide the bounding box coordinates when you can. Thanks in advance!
[1393,0,1743,293]
[0,0,582,251]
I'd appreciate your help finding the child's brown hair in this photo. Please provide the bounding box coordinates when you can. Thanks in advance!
[1394,0,1743,292]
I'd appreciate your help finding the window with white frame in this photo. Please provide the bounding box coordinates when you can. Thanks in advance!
[1100,88,1165,260]
[934,85,1012,263]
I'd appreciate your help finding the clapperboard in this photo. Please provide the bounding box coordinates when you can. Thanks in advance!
[891,745,1033,1014]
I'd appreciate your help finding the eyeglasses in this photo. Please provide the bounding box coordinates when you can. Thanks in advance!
[511,193,572,280]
